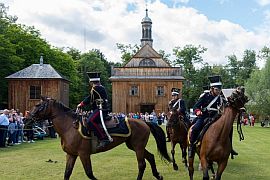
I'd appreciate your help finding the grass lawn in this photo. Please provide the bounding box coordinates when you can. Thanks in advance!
[0,124,269,180]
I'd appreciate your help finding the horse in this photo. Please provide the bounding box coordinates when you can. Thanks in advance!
[188,87,248,180]
[28,97,171,180]
[166,109,189,171]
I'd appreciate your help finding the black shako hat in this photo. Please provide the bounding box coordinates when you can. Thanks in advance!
[208,75,222,89]
[87,72,101,82]
[171,88,181,96]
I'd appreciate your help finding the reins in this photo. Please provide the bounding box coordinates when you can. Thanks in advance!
[237,111,244,141]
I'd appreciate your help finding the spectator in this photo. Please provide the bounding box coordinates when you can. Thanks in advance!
[48,120,57,138]
[17,112,25,143]
[251,115,255,127]
[7,114,16,146]
[24,111,35,143]
[0,109,10,148]
[157,113,163,125]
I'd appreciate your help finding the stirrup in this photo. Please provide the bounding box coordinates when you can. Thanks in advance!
[97,139,110,148]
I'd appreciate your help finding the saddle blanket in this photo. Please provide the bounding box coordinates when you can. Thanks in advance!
[78,118,131,139]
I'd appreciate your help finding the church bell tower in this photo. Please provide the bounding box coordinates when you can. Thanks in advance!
[141,9,153,47]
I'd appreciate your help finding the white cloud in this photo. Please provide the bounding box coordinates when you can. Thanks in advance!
[3,0,270,67]
[257,0,270,6]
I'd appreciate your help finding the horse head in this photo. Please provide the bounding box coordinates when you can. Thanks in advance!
[227,87,249,110]
[29,96,54,121]
[169,109,184,126]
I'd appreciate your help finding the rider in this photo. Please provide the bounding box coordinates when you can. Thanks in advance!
[188,75,238,158]
[77,72,110,148]
[166,88,190,142]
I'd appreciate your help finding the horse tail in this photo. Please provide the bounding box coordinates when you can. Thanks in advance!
[146,122,171,163]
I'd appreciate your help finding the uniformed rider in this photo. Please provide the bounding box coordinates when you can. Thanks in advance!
[77,72,110,148]
[166,88,190,142]
[188,76,238,158]
[189,76,225,158]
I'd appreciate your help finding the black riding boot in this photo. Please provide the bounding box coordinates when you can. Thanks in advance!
[166,125,171,142]
[230,129,238,159]
[188,143,195,158]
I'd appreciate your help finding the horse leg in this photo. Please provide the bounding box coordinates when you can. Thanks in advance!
[200,157,209,180]
[180,143,188,168]
[144,149,163,180]
[188,156,195,180]
[208,162,215,179]
[126,141,146,180]
[64,154,78,180]
[79,154,97,180]
[215,161,228,180]
[135,148,146,180]
[171,142,178,170]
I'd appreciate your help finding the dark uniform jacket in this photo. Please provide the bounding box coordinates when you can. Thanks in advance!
[193,92,226,119]
[81,85,109,112]
[169,98,187,117]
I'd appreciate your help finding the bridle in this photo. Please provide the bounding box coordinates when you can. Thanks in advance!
[228,90,249,141]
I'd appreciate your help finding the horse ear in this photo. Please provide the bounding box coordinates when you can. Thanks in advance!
[41,96,51,101]
[41,96,46,101]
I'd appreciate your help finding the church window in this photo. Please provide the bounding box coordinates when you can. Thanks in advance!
[130,85,138,96]
[156,86,164,96]
[139,58,156,67]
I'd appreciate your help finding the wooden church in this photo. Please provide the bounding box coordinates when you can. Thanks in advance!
[5,56,70,113]
[110,9,184,114]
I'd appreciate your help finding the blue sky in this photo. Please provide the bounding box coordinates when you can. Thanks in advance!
[2,0,270,67]
[161,0,270,30]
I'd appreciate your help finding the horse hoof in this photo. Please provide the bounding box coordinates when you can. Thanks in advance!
[158,175,163,180]
[173,165,178,171]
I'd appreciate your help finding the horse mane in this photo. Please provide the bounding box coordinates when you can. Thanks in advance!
[51,99,75,116]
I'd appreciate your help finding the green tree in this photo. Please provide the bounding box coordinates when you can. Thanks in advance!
[76,50,112,105]
[245,49,270,119]
[0,6,80,108]
[173,44,207,108]
[116,43,140,65]
[226,50,257,87]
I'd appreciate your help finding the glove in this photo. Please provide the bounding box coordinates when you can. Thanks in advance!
[77,102,83,108]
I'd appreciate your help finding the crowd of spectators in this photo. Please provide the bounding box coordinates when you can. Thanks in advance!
[1,108,167,148]
[113,110,167,125]
[0,109,56,148]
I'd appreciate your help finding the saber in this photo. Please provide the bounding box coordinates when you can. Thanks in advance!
[97,100,113,142]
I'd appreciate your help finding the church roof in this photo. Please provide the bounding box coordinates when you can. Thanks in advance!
[5,64,69,81]
[124,44,171,67]
[142,9,152,23]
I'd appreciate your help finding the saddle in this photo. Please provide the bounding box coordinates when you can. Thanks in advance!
[73,114,119,135]
[74,114,131,140]
[194,113,222,145]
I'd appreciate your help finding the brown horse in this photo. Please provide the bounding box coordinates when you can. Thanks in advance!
[188,87,248,180]
[28,97,171,180]
[167,110,189,170]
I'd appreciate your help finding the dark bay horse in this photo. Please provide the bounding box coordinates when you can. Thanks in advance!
[28,97,171,180]
[188,88,248,180]
[167,110,189,170]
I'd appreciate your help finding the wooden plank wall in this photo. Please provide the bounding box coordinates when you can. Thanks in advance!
[8,79,69,113]
[112,80,182,114]
[112,67,182,77]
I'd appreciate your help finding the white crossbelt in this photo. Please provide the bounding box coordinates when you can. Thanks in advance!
[173,99,181,108]
[206,95,221,111]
